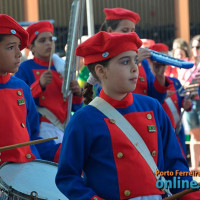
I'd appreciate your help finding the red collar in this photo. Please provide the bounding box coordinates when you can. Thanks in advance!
[99,90,133,108]
[34,57,53,67]
[0,73,11,84]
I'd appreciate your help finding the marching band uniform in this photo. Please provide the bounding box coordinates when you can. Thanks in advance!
[56,90,196,200]
[56,31,199,200]
[0,73,60,164]
[15,21,83,143]
[162,77,191,156]
[0,14,60,165]
[149,43,192,157]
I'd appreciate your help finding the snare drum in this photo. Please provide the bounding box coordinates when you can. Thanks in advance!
[0,160,67,200]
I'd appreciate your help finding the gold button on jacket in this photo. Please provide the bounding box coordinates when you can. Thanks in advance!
[17,91,22,96]
[26,154,32,159]
[151,150,156,157]
[146,113,152,120]
[124,190,131,196]
[109,119,116,124]
[117,152,123,158]
[21,123,25,128]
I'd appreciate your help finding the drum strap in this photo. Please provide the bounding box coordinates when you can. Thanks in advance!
[89,97,172,196]
[36,106,66,132]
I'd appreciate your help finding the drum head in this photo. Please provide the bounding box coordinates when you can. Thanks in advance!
[0,160,67,200]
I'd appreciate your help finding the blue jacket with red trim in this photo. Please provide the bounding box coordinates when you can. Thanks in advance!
[15,57,83,124]
[56,90,199,200]
[0,74,60,164]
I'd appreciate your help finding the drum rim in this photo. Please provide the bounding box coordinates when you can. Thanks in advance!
[0,159,58,199]
[0,159,58,169]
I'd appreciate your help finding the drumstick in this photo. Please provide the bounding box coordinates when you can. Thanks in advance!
[48,36,57,70]
[0,137,58,152]
[163,186,200,200]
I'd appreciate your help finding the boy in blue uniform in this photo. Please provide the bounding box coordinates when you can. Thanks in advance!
[15,21,83,143]
[0,14,61,164]
[56,31,200,200]
[148,43,193,158]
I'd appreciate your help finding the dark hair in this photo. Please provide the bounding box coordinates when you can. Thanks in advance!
[99,19,122,32]
[0,35,8,43]
[31,35,39,45]
[29,35,39,55]
[83,58,111,105]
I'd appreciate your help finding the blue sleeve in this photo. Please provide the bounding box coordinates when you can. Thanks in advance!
[56,111,97,199]
[142,59,167,103]
[15,62,31,85]
[155,100,193,194]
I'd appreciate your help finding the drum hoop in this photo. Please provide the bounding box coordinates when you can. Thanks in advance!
[0,159,58,169]
[0,159,58,200]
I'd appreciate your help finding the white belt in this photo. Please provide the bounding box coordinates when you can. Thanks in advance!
[36,106,66,132]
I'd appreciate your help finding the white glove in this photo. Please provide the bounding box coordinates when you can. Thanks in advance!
[52,53,65,76]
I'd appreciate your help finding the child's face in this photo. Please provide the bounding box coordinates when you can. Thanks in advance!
[191,39,200,60]
[0,35,22,75]
[30,31,54,61]
[99,50,138,100]
[109,19,135,33]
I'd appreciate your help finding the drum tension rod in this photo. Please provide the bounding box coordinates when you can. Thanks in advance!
[8,185,14,198]
[31,191,38,200]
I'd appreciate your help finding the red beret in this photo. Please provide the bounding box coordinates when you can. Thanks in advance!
[0,14,28,50]
[26,21,54,46]
[104,8,140,24]
[76,31,142,65]
[149,43,169,52]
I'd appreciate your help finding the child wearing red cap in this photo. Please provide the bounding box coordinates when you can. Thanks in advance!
[0,14,61,164]
[149,43,192,158]
[56,32,200,200]
[15,21,83,143]
[97,8,169,103]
